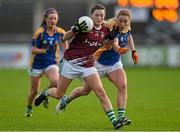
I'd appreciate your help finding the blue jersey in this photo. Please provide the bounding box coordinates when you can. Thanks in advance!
[30,25,65,69]
[97,32,130,66]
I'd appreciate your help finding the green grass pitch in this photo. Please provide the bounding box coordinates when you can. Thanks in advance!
[0,67,180,131]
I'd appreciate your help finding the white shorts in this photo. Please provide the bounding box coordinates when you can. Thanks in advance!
[95,60,123,77]
[28,64,59,77]
[60,59,97,79]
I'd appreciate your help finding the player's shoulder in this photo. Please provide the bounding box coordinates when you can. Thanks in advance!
[102,23,108,29]
[120,30,131,35]
[33,27,44,39]
[56,27,65,34]
[126,31,131,36]
[104,18,118,31]
[99,24,109,32]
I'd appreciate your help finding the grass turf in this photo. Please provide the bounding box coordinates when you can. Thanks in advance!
[0,67,180,131]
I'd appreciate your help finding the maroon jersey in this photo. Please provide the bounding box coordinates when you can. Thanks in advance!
[64,25,109,67]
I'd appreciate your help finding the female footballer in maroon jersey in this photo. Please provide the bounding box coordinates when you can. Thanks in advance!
[34,4,122,129]
[58,9,138,128]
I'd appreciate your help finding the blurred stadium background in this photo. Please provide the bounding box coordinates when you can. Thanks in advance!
[0,0,180,68]
[0,0,180,131]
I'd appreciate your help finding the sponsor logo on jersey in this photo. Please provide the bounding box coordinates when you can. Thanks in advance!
[83,38,103,47]
[43,40,47,45]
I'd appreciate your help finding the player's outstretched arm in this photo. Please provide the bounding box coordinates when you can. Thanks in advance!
[128,34,138,64]
[63,30,75,42]
[63,20,88,41]
[112,38,128,54]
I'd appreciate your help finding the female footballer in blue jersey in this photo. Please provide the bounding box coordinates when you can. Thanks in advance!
[57,9,138,127]
[25,8,68,117]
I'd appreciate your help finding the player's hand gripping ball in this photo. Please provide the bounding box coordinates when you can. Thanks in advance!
[79,16,93,32]
[72,16,93,33]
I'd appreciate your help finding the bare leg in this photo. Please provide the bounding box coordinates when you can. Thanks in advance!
[27,76,41,106]
[84,73,112,112]
[34,74,72,106]
[69,83,91,101]
[25,76,41,117]
[107,67,133,127]
[55,73,121,129]
[83,73,124,128]
[55,83,91,112]
[107,68,127,109]
[48,74,72,99]
[45,68,59,88]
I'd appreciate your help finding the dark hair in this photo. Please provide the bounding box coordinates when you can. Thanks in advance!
[40,8,58,27]
[90,4,106,14]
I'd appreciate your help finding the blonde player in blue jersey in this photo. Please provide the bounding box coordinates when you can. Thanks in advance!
[57,9,138,127]
[25,8,68,117]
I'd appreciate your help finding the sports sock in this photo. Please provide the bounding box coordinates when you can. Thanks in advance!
[27,106,32,110]
[66,96,71,103]
[118,108,125,119]
[44,89,48,97]
[106,110,117,126]
[26,106,32,113]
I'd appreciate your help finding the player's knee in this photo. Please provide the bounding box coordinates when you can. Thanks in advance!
[55,92,64,99]
[118,83,127,91]
[50,79,58,87]
[50,82,57,88]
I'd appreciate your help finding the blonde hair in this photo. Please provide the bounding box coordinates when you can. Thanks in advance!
[106,9,131,33]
